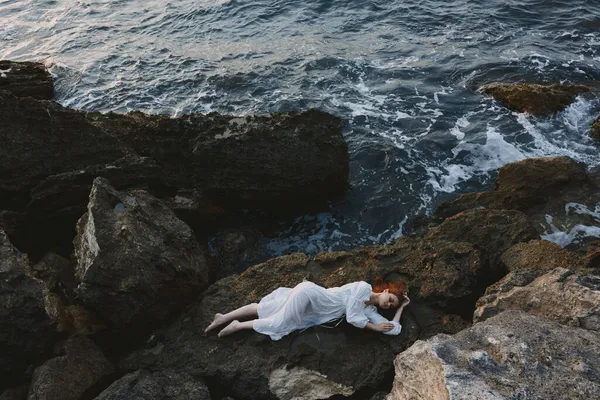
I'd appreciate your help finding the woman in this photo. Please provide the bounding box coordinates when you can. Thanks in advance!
[205,280,410,340]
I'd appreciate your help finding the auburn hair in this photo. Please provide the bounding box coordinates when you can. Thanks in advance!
[372,278,407,297]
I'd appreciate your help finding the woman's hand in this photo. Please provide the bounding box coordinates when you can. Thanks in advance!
[401,295,410,307]
[375,322,395,332]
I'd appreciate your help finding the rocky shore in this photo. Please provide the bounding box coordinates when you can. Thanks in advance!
[1,61,599,399]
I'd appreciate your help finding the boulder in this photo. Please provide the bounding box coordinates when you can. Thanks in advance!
[480,82,591,115]
[0,230,57,389]
[474,268,600,330]
[591,115,600,141]
[27,337,114,400]
[73,178,209,335]
[0,60,53,100]
[501,240,585,271]
[94,369,211,400]
[434,157,600,251]
[120,253,422,400]
[389,310,600,400]
[120,208,535,399]
[0,74,348,257]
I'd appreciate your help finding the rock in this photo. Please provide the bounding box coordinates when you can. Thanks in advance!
[389,310,600,400]
[30,252,72,290]
[0,79,348,257]
[0,230,57,389]
[87,108,348,213]
[0,60,53,100]
[208,227,268,281]
[591,116,600,141]
[163,189,225,232]
[424,208,538,272]
[474,268,600,330]
[28,337,114,400]
[73,178,209,335]
[94,369,211,400]
[501,239,585,271]
[582,240,600,268]
[120,207,535,400]
[434,157,600,251]
[0,385,28,400]
[120,254,421,400]
[480,82,591,115]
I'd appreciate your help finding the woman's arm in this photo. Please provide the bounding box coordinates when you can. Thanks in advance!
[364,321,395,332]
[392,295,410,323]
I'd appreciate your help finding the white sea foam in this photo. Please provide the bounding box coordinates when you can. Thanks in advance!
[565,203,600,221]
[541,224,600,248]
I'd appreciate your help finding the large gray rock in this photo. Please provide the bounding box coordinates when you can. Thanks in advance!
[28,337,114,400]
[389,310,600,400]
[0,230,56,389]
[94,369,211,400]
[474,268,600,330]
[0,60,53,100]
[73,178,210,335]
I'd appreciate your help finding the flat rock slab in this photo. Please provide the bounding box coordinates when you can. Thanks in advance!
[389,310,600,400]
[474,267,600,330]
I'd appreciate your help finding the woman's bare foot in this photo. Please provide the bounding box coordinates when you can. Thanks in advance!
[218,320,240,337]
[204,313,227,333]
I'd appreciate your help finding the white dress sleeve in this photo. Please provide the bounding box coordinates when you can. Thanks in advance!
[364,305,402,335]
[345,282,372,329]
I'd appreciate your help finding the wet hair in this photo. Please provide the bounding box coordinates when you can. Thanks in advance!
[372,279,407,298]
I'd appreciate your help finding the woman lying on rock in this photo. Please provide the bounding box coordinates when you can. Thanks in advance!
[205,280,410,340]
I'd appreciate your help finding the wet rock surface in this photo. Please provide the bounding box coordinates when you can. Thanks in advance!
[28,337,114,400]
[474,268,600,330]
[433,157,600,251]
[0,60,53,100]
[0,230,57,389]
[389,310,600,400]
[480,82,591,116]
[94,369,211,400]
[0,62,348,257]
[73,178,210,336]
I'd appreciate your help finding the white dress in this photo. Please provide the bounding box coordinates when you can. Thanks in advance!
[253,281,402,340]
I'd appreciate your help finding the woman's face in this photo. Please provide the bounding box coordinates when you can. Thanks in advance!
[379,290,400,309]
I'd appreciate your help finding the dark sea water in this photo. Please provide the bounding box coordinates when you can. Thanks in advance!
[2,0,600,255]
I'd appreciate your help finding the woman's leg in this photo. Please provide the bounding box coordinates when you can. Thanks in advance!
[217,320,255,337]
[204,303,258,333]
